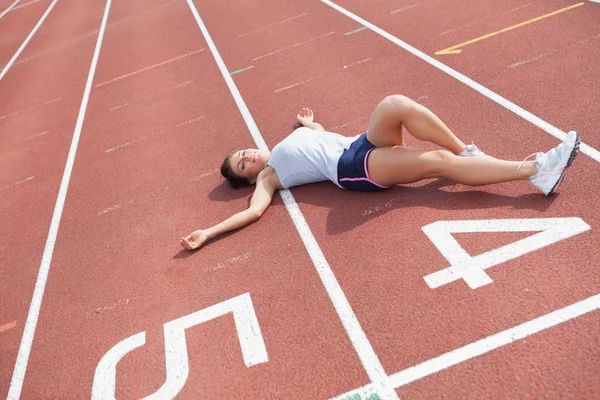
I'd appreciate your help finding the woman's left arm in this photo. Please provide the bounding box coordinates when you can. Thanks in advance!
[297,108,325,132]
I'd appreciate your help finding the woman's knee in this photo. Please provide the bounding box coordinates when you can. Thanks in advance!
[381,94,415,118]
[425,150,455,176]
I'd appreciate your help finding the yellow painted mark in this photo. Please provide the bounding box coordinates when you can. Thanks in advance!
[435,2,585,55]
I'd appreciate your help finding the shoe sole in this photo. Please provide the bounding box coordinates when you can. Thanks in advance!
[547,132,580,196]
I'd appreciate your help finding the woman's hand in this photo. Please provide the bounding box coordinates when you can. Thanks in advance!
[180,230,209,251]
[296,107,314,126]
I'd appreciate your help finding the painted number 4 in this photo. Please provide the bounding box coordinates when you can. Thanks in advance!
[91,293,267,399]
[423,218,591,289]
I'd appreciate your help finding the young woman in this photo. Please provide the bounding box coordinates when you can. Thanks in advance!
[181,95,580,251]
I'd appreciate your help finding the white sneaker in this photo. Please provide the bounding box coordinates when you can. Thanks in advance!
[527,131,580,196]
[459,143,486,157]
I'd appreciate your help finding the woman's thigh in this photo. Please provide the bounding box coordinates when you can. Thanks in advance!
[367,146,448,186]
[366,95,410,147]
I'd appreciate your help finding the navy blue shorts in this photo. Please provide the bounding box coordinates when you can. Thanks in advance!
[337,133,391,192]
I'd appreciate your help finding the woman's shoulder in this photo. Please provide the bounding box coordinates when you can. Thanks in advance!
[258,166,283,190]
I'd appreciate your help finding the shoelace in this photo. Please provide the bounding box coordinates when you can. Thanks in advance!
[517,152,543,169]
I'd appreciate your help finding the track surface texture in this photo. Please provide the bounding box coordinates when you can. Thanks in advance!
[1,0,599,399]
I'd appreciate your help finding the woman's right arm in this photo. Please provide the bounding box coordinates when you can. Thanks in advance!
[181,171,277,250]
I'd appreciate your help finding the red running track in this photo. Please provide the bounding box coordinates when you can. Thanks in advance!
[1,0,599,398]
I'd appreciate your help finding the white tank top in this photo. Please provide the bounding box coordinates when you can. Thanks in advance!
[267,127,360,189]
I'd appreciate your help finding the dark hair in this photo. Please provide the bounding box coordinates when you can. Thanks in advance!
[220,149,251,189]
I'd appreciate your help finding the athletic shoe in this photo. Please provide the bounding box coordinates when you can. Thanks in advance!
[527,131,580,196]
[459,143,486,157]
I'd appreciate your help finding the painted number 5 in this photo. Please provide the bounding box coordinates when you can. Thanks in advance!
[91,293,268,399]
[423,218,591,289]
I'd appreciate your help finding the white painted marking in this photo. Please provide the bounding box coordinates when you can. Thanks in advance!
[9,0,179,69]
[92,293,267,399]
[185,2,396,398]
[45,96,62,104]
[110,80,193,111]
[25,130,49,140]
[343,57,372,69]
[104,136,147,153]
[0,0,58,81]
[361,199,395,216]
[333,293,600,399]
[189,168,219,181]
[95,49,204,88]
[438,3,532,36]
[320,0,600,163]
[390,0,433,14]
[589,0,600,3]
[11,0,43,12]
[0,0,21,19]
[237,12,309,38]
[211,252,251,271]
[15,176,34,185]
[92,332,146,400]
[97,204,121,216]
[274,76,320,93]
[0,97,62,120]
[87,297,139,318]
[0,176,34,192]
[8,1,112,398]
[508,33,600,69]
[276,57,371,94]
[175,115,205,128]
[329,116,368,132]
[423,218,591,289]
[14,31,97,67]
[252,31,336,61]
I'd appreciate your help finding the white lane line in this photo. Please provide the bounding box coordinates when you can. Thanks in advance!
[321,0,600,163]
[95,48,204,88]
[333,293,600,399]
[184,1,397,399]
[237,12,308,38]
[8,0,112,398]
[0,0,58,81]
[252,31,336,61]
[0,0,21,19]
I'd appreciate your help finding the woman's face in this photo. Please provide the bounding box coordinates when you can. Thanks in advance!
[231,149,269,183]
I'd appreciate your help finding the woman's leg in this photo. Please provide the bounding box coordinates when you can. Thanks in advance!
[367,147,536,186]
[367,95,468,154]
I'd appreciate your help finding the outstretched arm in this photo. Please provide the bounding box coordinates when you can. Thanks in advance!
[181,171,277,251]
[297,108,325,132]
